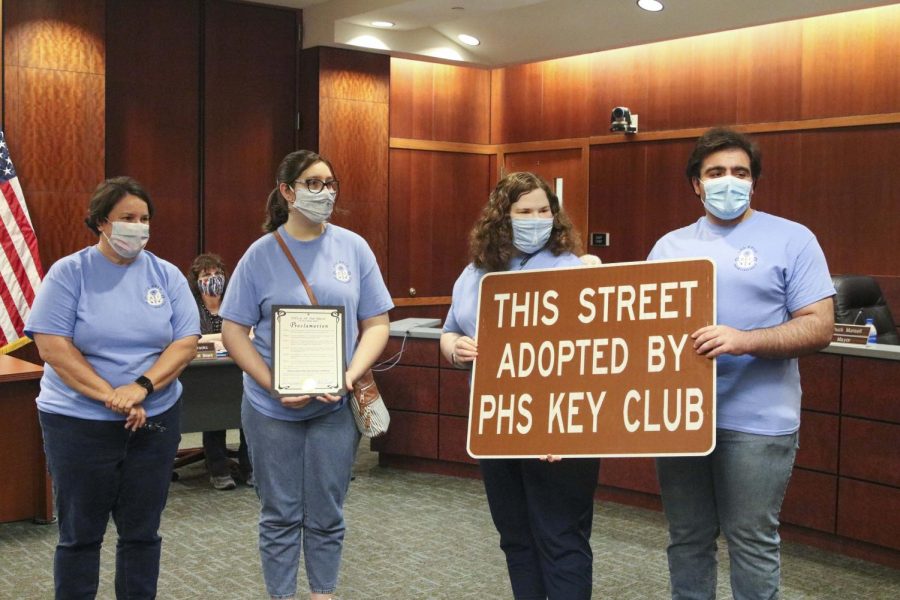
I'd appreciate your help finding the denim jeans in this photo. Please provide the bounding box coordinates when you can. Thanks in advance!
[480,457,600,600]
[39,401,181,600]
[656,429,799,600]
[242,398,360,598]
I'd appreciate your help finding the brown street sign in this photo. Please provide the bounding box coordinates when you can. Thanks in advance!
[467,258,716,459]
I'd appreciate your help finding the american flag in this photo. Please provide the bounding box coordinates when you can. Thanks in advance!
[0,131,43,353]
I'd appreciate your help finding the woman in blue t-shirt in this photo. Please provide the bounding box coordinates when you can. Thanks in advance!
[220,150,393,600]
[441,172,601,600]
[25,176,200,598]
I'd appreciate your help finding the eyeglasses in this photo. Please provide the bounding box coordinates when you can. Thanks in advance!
[293,179,339,193]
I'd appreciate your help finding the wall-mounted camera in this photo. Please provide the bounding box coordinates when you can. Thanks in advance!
[610,106,638,134]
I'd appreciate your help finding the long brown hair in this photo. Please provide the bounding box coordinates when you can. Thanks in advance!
[263,150,336,232]
[469,171,580,272]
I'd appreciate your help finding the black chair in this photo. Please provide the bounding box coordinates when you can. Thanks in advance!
[831,274,900,345]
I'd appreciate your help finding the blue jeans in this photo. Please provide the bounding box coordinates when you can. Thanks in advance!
[656,429,799,600]
[242,398,360,598]
[480,457,600,600]
[39,401,181,600]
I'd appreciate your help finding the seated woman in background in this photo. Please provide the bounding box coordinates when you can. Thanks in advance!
[440,171,601,600]
[25,176,199,598]
[187,252,252,490]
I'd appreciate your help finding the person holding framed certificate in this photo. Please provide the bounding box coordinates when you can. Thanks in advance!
[220,150,393,600]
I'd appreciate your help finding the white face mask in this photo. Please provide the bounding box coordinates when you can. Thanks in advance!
[292,187,336,224]
[511,217,554,254]
[701,175,752,221]
[104,221,149,259]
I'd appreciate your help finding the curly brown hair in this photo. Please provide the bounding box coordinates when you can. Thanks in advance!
[469,171,580,272]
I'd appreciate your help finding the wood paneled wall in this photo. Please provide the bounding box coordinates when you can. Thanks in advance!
[390,4,900,312]
[203,0,298,271]
[304,47,391,276]
[106,0,200,272]
[3,0,105,268]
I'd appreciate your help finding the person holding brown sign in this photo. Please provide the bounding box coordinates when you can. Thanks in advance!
[648,128,835,600]
[441,171,601,600]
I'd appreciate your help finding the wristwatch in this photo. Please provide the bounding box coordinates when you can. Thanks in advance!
[134,375,154,395]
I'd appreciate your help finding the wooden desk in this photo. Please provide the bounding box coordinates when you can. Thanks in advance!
[0,354,52,524]
[178,358,243,434]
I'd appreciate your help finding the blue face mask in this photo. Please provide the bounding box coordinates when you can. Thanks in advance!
[701,175,752,221]
[511,217,554,254]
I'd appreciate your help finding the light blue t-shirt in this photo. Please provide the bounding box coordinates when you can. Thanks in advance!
[443,250,584,339]
[219,224,394,421]
[648,211,835,435]
[25,247,200,420]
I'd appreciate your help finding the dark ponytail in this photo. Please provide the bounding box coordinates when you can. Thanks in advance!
[262,149,335,232]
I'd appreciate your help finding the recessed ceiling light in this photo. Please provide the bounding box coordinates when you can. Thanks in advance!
[371,20,395,28]
[457,33,480,46]
[637,0,664,12]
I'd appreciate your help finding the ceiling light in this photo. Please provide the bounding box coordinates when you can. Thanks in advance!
[370,20,395,28]
[637,0,664,12]
[457,33,480,46]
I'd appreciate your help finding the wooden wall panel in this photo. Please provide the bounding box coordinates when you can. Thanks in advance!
[588,46,649,135]
[801,5,900,119]
[504,148,587,252]
[735,22,802,124]
[490,62,543,144]
[315,48,391,277]
[106,0,200,272]
[378,337,438,368]
[599,458,659,495]
[370,411,438,459]
[796,127,900,276]
[320,98,389,270]
[840,418,900,487]
[319,47,389,103]
[390,58,433,140]
[798,354,841,414]
[842,357,900,422]
[388,150,491,298]
[796,412,839,473]
[837,478,900,550]
[3,0,105,268]
[541,54,591,140]
[4,0,104,73]
[645,33,738,132]
[375,365,438,413]
[782,469,837,533]
[432,63,490,144]
[439,415,477,464]
[439,368,470,417]
[203,0,297,270]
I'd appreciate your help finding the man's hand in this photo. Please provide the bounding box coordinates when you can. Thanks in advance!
[691,324,751,358]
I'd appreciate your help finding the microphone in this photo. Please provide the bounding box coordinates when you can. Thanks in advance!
[852,309,864,325]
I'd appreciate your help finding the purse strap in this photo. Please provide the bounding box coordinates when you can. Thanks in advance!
[273,230,319,305]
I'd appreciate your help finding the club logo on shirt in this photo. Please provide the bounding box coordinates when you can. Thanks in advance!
[145,286,166,307]
[734,246,758,271]
[333,261,351,283]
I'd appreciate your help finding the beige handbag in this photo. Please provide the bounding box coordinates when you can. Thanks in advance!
[273,231,390,438]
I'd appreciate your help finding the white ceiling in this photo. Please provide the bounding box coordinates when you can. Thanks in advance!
[260,0,899,67]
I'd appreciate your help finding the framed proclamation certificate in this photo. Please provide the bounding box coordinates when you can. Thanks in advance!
[271,305,346,397]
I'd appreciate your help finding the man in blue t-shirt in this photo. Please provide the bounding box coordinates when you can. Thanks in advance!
[647,128,835,599]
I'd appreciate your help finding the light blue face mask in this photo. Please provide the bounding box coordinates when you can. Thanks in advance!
[701,175,752,221]
[511,217,554,254]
